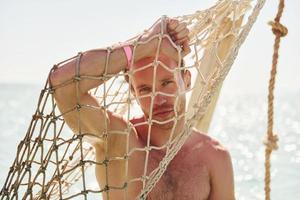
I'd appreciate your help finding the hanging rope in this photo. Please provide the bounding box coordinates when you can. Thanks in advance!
[264,0,287,199]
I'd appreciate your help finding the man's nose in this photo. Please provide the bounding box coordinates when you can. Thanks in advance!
[153,92,167,106]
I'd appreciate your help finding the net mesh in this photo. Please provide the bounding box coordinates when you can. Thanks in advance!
[0,0,267,199]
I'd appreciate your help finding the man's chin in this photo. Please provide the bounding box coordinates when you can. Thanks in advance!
[153,120,175,130]
[144,110,183,128]
[152,113,176,129]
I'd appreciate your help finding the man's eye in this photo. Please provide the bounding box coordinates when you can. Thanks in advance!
[139,87,151,94]
[162,80,174,86]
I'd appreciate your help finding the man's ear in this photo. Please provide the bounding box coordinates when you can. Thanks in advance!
[125,73,136,96]
[183,70,191,89]
[130,84,142,106]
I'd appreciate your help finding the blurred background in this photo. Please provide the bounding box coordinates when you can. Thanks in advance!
[1,0,299,199]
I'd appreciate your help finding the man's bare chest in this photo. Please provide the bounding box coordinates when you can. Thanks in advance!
[144,149,210,200]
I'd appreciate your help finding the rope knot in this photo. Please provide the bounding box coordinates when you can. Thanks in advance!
[268,21,288,37]
[263,133,279,151]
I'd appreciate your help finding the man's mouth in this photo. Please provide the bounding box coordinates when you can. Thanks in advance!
[153,109,174,118]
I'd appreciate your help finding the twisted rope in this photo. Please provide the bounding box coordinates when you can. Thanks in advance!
[264,0,287,199]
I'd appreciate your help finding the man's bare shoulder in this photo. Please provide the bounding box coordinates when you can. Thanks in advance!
[190,130,235,199]
[189,128,231,165]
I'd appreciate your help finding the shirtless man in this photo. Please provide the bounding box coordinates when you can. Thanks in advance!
[50,18,235,200]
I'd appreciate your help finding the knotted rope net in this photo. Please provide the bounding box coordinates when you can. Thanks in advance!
[1,0,269,199]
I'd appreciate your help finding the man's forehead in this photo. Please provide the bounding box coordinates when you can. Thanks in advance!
[132,67,175,84]
[129,55,181,86]
[132,55,178,70]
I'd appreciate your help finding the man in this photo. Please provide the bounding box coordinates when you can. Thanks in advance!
[50,17,235,200]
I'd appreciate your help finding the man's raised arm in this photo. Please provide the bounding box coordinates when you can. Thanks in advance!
[49,17,190,140]
[49,41,155,136]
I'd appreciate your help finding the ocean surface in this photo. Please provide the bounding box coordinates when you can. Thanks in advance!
[0,83,299,200]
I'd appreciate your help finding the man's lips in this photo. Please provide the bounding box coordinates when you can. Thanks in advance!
[153,109,174,117]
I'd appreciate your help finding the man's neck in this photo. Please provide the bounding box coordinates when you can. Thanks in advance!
[141,118,185,147]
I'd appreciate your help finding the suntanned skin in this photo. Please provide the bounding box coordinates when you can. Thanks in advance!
[50,18,235,200]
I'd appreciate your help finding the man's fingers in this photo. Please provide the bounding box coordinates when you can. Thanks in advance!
[175,36,190,45]
[165,18,191,56]
[168,19,179,32]
[181,40,191,56]
[172,28,189,41]
[174,22,187,32]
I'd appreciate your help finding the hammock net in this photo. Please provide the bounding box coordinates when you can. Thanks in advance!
[0,0,268,199]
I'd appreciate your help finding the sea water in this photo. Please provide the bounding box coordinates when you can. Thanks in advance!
[0,83,299,199]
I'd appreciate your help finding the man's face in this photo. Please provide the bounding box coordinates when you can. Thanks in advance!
[129,55,190,129]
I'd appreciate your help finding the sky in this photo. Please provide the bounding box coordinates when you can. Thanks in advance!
[0,0,299,95]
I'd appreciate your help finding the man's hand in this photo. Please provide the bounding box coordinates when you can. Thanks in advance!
[140,17,191,61]
[167,19,191,56]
